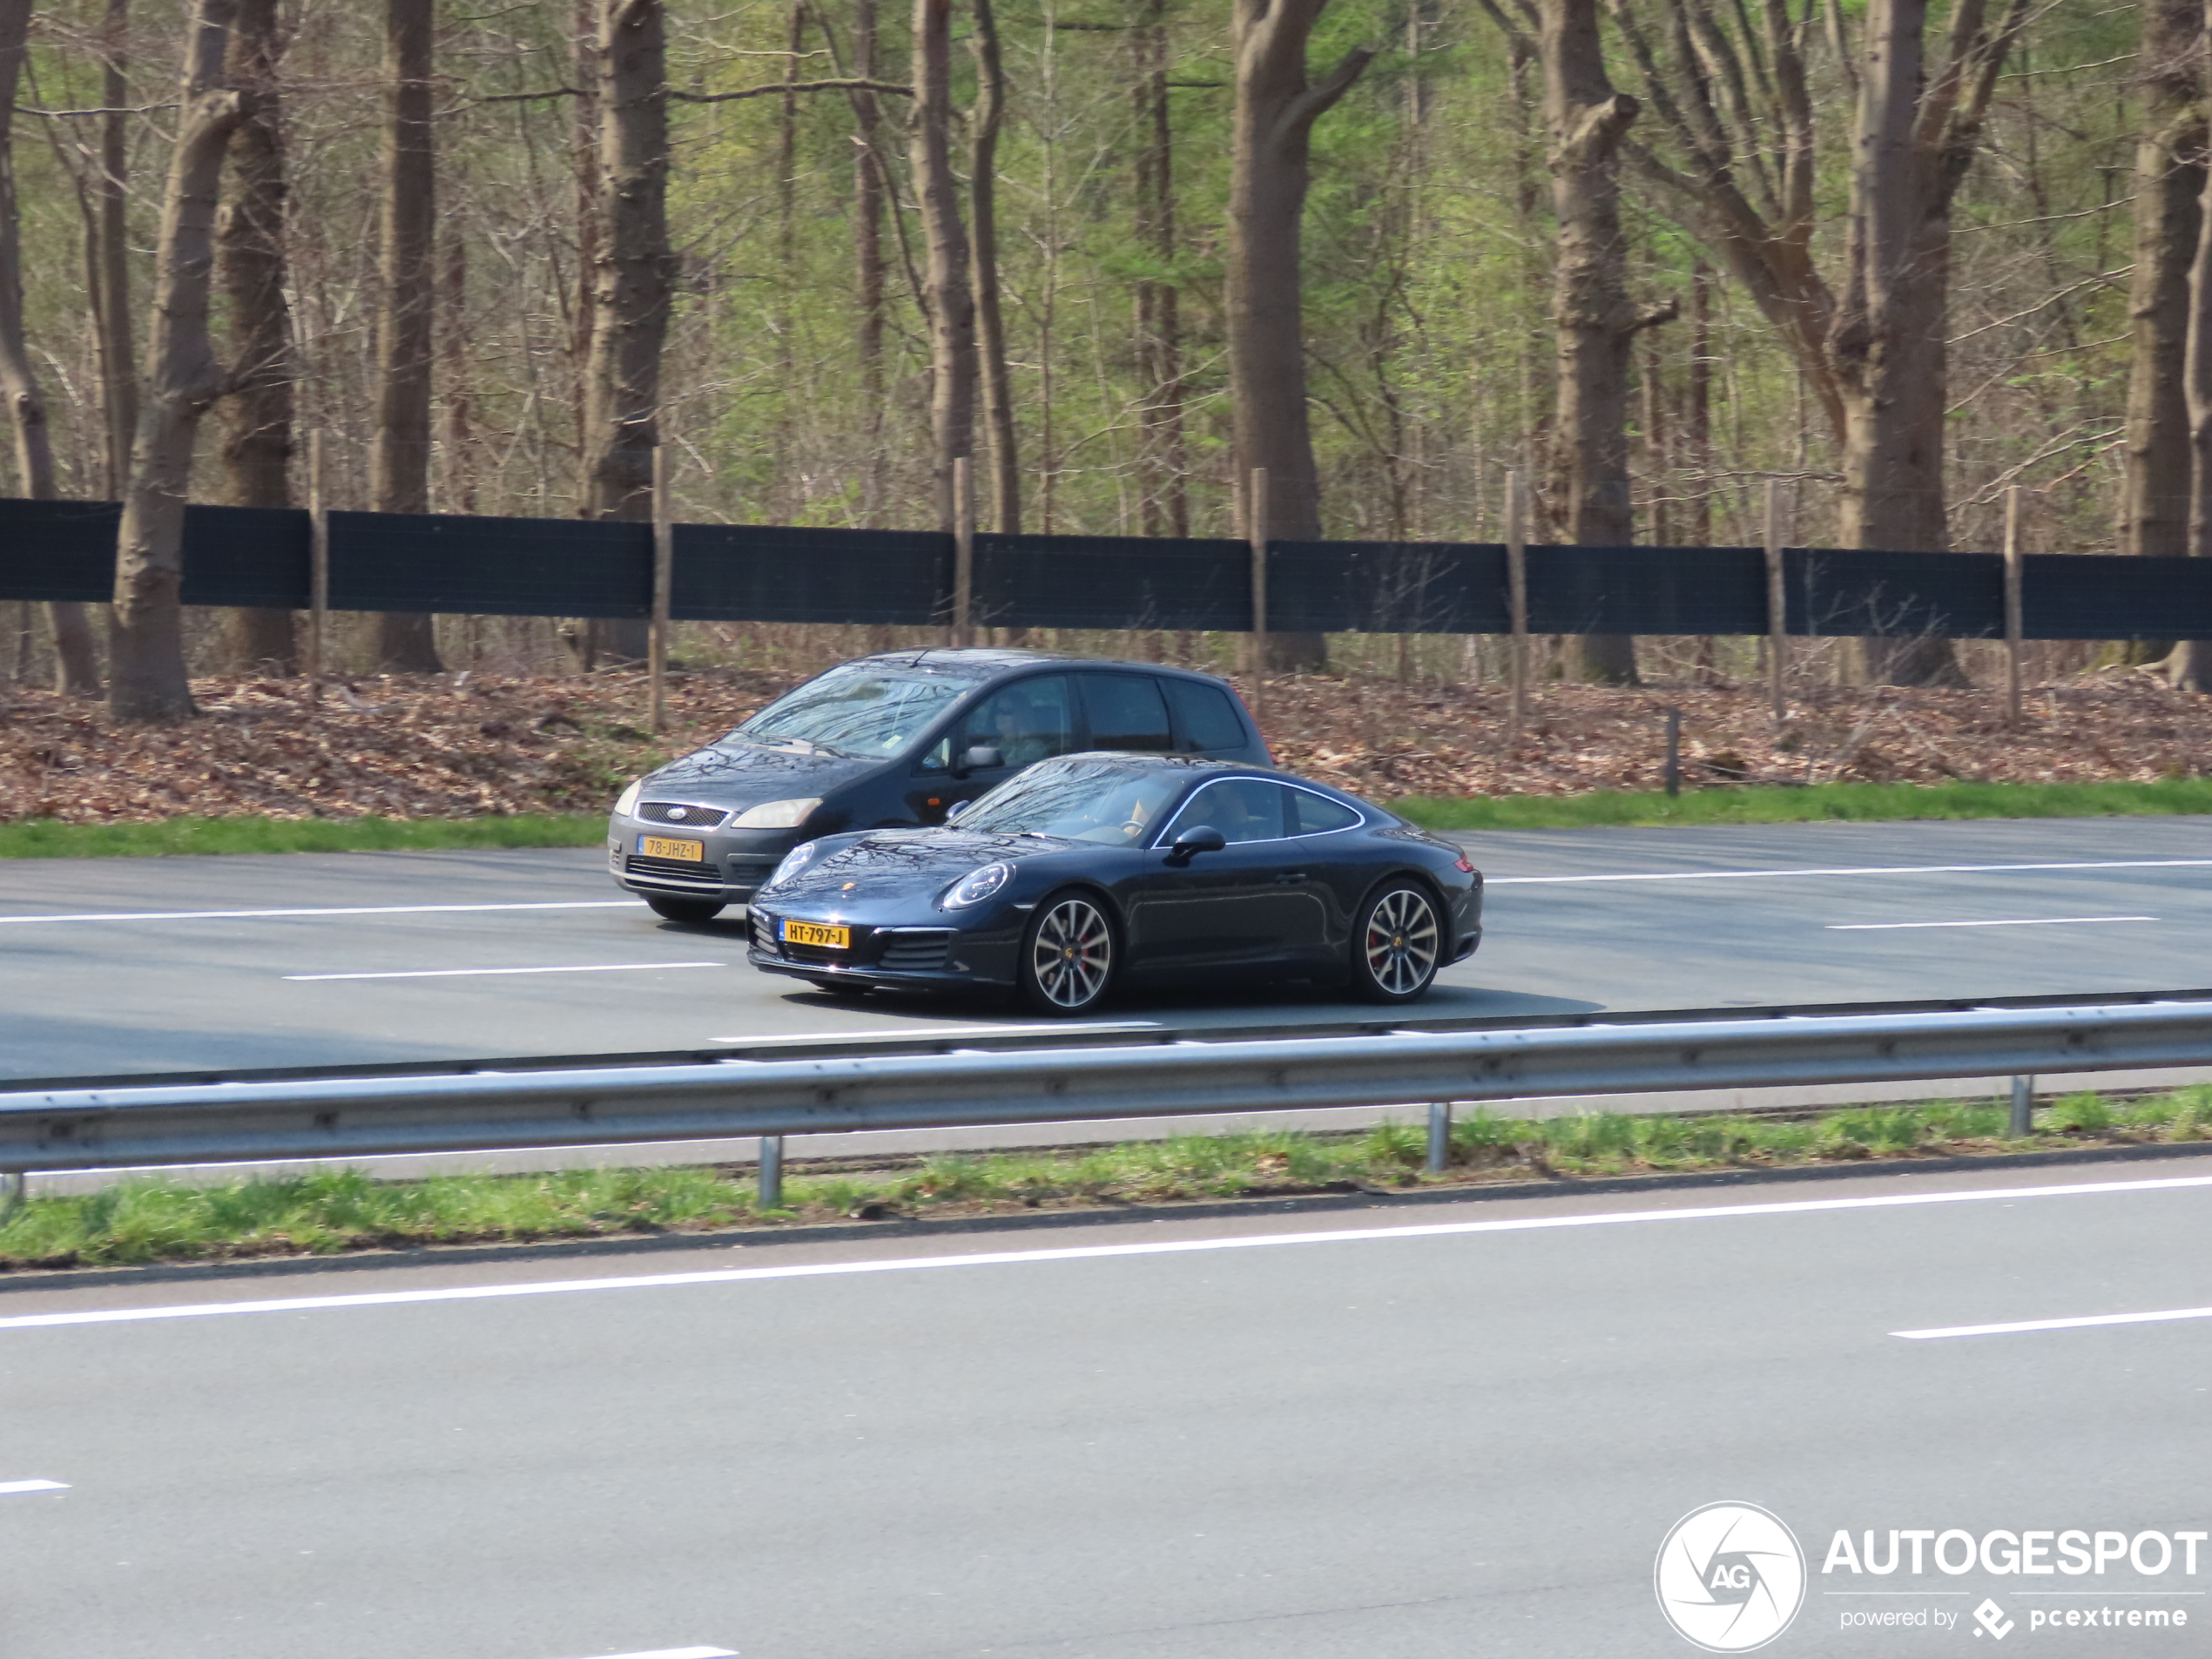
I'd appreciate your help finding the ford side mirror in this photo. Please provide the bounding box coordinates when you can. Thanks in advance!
[1167,825,1226,864]
[954,744,1003,779]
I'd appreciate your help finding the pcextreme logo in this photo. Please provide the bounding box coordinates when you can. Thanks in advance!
[1656,1501,1809,1653]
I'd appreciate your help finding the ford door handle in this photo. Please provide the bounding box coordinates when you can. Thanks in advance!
[1272,872,1308,885]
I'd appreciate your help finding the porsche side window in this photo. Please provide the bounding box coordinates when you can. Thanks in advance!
[963,676,1075,769]
[1286,789,1361,836]
[1181,778,1285,844]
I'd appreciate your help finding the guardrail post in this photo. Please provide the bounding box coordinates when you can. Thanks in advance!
[758,1134,786,1209]
[0,1170,24,1223]
[1764,480,1786,729]
[1426,1103,1452,1174]
[1247,465,1270,722]
[952,455,975,649]
[1663,706,1682,798]
[2009,1075,2033,1138]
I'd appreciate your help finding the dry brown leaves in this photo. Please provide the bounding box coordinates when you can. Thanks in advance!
[2,663,2207,825]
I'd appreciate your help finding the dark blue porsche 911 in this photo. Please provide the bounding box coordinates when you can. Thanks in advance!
[745,753,1483,1013]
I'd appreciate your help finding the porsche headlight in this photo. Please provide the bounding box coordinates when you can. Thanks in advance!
[942,861,1011,909]
[613,779,643,817]
[765,840,822,888]
[732,796,821,829]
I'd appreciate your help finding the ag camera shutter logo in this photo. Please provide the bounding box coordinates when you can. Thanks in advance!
[1655,1501,1808,1652]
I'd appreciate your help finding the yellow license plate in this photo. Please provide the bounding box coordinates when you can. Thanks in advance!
[781,920,850,949]
[639,835,705,861]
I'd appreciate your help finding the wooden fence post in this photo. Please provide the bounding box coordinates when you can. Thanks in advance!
[307,431,327,705]
[1248,465,1270,721]
[952,455,974,649]
[649,445,672,733]
[1764,481,1786,728]
[2003,484,2024,728]
[1505,469,1527,745]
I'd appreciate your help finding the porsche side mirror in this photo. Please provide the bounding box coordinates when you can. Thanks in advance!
[1167,825,1226,864]
[946,799,971,820]
[954,744,1003,779]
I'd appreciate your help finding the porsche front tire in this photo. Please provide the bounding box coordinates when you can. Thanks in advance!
[1018,891,1117,1015]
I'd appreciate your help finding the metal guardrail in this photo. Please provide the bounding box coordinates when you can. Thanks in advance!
[3,997,2210,1209]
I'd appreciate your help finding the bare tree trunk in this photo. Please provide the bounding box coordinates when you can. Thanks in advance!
[1227,0,1370,670]
[1132,0,1188,540]
[108,0,243,725]
[851,0,887,517]
[2179,3,2212,692]
[94,0,135,498]
[910,0,972,531]
[578,0,671,662]
[972,0,1018,535]
[1830,0,2023,687]
[441,228,475,515]
[370,0,442,672]
[2124,0,2206,569]
[1542,0,1642,686]
[571,0,598,474]
[1,0,97,694]
[217,0,297,672]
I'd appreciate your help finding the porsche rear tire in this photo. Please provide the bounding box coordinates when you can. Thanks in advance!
[1018,891,1117,1015]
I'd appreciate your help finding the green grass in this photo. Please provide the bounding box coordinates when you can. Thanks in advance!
[1391,777,2212,832]
[8,1086,2209,1271]
[4,776,2208,859]
[0,813,608,860]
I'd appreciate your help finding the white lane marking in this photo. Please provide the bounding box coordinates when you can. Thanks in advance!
[1895,1305,2212,1340]
[553,1649,736,1659]
[284,961,724,982]
[0,900,644,927]
[710,1020,1163,1044]
[1827,916,2158,932]
[5,1171,2208,1333]
[0,1480,68,1494]
[1487,858,2212,887]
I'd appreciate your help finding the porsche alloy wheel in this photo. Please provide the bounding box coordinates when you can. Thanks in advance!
[1352,883,1441,1003]
[1021,893,1116,1015]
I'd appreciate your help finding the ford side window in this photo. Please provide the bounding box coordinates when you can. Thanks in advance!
[1079,672,1173,752]
[1164,678,1247,752]
[962,676,1075,769]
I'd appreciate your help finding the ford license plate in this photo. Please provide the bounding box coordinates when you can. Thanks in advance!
[780,920,850,949]
[638,835,705,861]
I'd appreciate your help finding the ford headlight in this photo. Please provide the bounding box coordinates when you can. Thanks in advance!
[942,862,1011,909]
[765,841,822,888]
[613,779,643,817]
[732,796,821,829]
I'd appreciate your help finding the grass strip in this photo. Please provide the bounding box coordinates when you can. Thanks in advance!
[1392,777,2212,832]
[0,813,608,860]
[5,1086,2208,1271]
[4,778,2209,859]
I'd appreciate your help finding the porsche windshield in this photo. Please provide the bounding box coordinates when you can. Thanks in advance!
[732,664,968,759]
[960,759,1187,846]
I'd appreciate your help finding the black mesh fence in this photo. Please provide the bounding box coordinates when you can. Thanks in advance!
[4,496,2211,638]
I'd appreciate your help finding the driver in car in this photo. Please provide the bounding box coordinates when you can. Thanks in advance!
[984,690,1059,769]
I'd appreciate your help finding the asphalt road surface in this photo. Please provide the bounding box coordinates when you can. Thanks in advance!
[1,815,2208,1082]
[3,1157,2208,1657]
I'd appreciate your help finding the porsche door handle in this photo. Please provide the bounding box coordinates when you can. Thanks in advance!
[1271,872,1308,885]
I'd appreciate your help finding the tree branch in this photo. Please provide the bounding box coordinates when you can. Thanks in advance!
[1280,45,1373,141]
[671,78,914,105]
